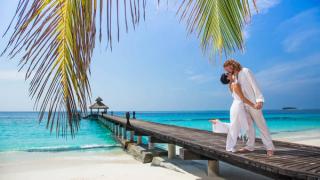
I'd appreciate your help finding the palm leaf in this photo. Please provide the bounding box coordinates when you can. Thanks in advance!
[2,0,96,137]
[177,0,256,58]
[1,0,147,137]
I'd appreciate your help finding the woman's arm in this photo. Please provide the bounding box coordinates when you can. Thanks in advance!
[232,83,256,108]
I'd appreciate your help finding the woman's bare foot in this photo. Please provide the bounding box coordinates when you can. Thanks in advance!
[209,119,219,125]
[267,150,274,157]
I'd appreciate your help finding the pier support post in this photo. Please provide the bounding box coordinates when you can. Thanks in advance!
[137,136,142,145]
[130,131,135,142]
[207,160,219,177]
[121,127,125,140]
[168,144,176,159]
[118,126,121,137]
[148,136,154,149]
[115,124,118,136]
[123,129,127,140]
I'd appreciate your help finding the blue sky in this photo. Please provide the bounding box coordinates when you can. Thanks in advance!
[0,0,319,111]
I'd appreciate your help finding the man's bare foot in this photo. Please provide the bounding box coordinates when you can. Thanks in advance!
[237,148,253,153]
[209,119,219,125]
[267,150,274,157]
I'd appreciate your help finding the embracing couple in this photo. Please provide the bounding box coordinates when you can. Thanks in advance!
[210,59,275,157]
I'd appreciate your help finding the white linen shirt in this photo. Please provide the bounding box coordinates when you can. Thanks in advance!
[237,67,265,103]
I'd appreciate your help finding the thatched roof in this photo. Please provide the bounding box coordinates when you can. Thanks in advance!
[96,97,103,102]
[89,97,109,109]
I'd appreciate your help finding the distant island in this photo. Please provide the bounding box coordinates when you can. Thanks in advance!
[282,107,298,110]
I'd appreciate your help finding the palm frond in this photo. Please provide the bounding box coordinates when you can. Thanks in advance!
[1,0,148,137]
[178,0,256,58]
[2,0,95,137]
[102,0,147,50]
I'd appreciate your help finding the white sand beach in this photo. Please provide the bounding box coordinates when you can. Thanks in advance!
[0,150,202,180]
[1,129,319,180]
[0,150,270,180]
[272,129,320,146]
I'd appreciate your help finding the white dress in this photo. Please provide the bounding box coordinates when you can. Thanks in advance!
[212,82,249,152]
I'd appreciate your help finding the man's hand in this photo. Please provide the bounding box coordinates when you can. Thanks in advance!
[255,102,263,110]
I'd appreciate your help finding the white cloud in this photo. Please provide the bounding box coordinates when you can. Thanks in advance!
[250,0,281,15]
[279,8,320,53]
[0,70,25,81]
[184,69,194,75]
[244,0,280,39]
[188,74,213,83]
[185,68,215,84]
[243,27,251,40]
[256,53,320,92]
[282,29,320,53]
[279,8,320,29]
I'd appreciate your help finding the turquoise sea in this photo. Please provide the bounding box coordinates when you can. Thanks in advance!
[0,110,320,153]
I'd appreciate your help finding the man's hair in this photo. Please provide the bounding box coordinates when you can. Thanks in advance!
[223,59,242,72]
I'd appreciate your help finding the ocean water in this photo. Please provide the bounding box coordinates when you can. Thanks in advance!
[0,110,320,152]
[131,110,320,134]
[0,112,119,153]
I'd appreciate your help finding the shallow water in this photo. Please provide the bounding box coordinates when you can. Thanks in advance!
[0,112,119,152]
[0,110,320,152]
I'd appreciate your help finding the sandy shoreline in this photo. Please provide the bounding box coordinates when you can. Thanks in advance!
[0,129,319,180]
[272,128,320,146]
[0,150,270,180]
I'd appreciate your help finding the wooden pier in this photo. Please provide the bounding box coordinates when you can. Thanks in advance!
[87,114,320,180]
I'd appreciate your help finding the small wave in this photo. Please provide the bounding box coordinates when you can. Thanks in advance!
[25,144,121,152]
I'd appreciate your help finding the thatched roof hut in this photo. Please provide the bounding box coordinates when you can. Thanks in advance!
[89,97,109,114]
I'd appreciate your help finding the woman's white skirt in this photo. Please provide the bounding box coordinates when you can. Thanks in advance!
[212,100,249,152]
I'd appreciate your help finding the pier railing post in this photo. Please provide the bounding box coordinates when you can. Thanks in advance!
[125,112,131,126]
[168,144,176,159]
[133,111,136,119]
[207,160,219,177]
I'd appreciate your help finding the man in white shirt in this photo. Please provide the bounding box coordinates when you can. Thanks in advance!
[223,59,275,156]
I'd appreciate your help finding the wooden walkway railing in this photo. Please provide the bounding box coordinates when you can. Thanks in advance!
[86,114,320,180]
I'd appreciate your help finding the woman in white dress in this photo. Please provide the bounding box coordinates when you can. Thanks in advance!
[210,73,258,152]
